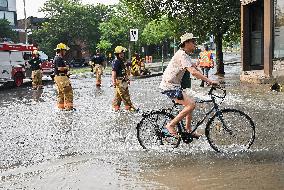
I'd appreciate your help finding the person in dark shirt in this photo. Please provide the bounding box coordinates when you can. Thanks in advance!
[111,46,137,112]
[28,50,43,90]
[53,43,74,111]
[90,49,106,86]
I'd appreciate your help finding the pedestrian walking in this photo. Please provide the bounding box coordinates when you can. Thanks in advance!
[111,46,137,112]
[160,33,218,137]
[198,45,214,87]
[90,49,106,86]
[29,50,43,90]
[53,43,74,111]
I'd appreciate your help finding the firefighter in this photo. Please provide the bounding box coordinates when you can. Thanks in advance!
[140,58,151,75]
[131,53,141,76]
[198,45,214,87]
[29,50,43,90]
[111,46,137,112]
[90,49,106,86]
[53,43,74,111]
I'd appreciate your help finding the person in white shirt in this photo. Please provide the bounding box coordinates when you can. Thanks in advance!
[160,33,218,137]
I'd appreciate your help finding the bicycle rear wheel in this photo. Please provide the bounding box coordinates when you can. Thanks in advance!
[205,109,255,153]
[137,110,182,150]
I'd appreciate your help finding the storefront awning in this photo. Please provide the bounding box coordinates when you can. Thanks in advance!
[241,0,258,5]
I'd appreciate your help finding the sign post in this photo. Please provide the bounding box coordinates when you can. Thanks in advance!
[130,29,138,42]
[129,29,138,60]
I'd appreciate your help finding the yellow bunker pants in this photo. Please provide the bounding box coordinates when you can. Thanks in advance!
[94,64,103,85]
[112,79,135,111]
[32,70,43,89]
[54,75,73,110]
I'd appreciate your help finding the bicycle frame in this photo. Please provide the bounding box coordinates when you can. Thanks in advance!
[163,86,232,137]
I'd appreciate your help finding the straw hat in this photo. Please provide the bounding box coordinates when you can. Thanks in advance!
[179,33,198,46]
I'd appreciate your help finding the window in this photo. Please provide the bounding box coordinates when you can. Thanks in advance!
[274,0,284,58]
[0,0,8,8]
[4,11,14,25]
[0,11,4,19]
[0,11,15,25]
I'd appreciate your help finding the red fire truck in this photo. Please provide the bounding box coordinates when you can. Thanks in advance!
[0,43,37,87]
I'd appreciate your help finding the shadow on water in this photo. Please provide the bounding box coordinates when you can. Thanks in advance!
[0,64,283,189]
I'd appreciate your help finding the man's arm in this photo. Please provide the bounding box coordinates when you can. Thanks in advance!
[112,70,117,87]
[186,66,217,85]
[191,62,203,74]
[55,57,69,72]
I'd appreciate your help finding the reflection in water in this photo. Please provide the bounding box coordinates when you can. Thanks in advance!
[32,89,43,102]
[47,111,79,158]
[140,155,284,190]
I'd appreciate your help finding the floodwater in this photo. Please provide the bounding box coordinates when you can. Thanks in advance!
[0,62,283,189]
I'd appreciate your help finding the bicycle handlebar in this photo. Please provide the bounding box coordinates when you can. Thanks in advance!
[208,85,226,99]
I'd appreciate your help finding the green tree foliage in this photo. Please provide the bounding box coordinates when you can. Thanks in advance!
[31,0,110,57]
[0,19,17,42]
[99,3,147,54]
[122,0,241,75]
[96,39,112,53]
[141,15,175,45]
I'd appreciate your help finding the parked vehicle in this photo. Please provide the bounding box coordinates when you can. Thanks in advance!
[41,59,54,76]
[0,43,36,87]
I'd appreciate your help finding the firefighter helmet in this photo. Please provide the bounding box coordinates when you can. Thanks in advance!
[54,43,70,51]
[114,46,127,54]
[33,50,39,55]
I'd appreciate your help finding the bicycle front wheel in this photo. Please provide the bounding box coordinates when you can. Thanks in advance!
[137,110,182,150]
[205,109,255,153]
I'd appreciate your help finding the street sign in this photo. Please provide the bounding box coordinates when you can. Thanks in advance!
[130,29,138,41]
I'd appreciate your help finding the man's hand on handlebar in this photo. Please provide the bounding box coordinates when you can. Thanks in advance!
[206,80,219,86]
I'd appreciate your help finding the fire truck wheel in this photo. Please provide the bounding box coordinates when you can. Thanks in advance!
[14,73,24,87]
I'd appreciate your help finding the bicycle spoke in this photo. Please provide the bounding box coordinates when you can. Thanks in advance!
[206,109,255,153]
[137,111,181,150]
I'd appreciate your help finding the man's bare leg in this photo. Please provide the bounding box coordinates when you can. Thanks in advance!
[165,92,195,135]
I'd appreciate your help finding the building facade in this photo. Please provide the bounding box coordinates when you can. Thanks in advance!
[0,0,16,27]
[241,0,284,83]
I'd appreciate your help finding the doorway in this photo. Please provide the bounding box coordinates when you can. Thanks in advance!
[249,0,264,69]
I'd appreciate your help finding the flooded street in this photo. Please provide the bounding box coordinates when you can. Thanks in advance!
[0,63,283,189]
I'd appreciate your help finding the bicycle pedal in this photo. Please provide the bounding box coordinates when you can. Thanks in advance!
[183,139,191,144]
[181,133,193,143]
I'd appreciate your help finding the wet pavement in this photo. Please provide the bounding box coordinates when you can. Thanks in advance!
[0,62,283,189]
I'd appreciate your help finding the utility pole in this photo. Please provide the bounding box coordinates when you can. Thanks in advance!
[174,37,177,54]
[161,43,164,72]
[23,0,28,44]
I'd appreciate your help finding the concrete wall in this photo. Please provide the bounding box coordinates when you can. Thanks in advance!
[240,61,284,83]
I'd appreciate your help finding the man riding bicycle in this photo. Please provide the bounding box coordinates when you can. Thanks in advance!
[159,33,218,137]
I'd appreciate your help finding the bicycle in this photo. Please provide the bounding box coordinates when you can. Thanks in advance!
[136,86,256,153]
